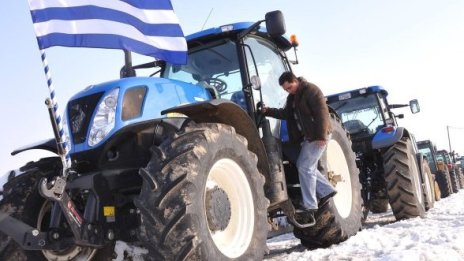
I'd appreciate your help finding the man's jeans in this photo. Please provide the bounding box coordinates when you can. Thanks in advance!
[296,139,336,210]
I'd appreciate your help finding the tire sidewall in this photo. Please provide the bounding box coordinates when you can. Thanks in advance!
[321,116,362,234]
[180,125,268,260]
[407,140,426,211]
[383,138,426,219]
[419,157,434,209]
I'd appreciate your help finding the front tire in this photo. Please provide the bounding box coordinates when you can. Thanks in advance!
[135,123,268,260]
[0,158,112,261]
[383,138,425,220]
[293,114,362,249]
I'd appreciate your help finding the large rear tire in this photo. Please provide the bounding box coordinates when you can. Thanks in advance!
[449,169,460,193]
[382,137,425,220]
[135,123,268,260]
[293,114,362,249]
[459,168,464,189]
[0,158,113,261]
[369,198,389,213]
[435,169,453,198]
[455,167,464,189]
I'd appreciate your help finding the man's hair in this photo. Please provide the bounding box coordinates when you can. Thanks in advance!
[278,71,298,85]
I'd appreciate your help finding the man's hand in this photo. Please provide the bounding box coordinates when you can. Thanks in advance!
[257,102,268,113]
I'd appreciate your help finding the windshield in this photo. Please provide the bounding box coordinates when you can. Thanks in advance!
[163,40,244,104]
[329,94,385,135]
[436,152,450,164]
[418,146,436,172]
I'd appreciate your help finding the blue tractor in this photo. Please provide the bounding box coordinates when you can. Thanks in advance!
[326,86,435,220]
[0,11,362,260]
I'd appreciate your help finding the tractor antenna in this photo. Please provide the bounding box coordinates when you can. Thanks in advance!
[201,8,214,30]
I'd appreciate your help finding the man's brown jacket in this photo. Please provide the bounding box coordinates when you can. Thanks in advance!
[265,77,332,143]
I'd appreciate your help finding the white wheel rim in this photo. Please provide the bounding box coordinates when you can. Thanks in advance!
[327,139,353,218]
[411,157,424,205]
[424,168,433,203]
[205,158,254,258]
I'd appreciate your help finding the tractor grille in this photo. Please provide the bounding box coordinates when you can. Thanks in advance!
[68,92,104,144]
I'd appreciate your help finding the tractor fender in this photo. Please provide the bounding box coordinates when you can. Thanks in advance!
[10,138,58,156]
[372,126,410,149]
[162,99,271,183]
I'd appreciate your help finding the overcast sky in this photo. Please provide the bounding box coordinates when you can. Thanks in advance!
[1,1,464,174]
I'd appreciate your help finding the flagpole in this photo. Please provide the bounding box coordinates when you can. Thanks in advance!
[39,49,72,175]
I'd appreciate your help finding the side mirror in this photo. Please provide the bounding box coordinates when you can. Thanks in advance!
[397,114,404,119]
[409,99,420,114]
[265,10,286,37]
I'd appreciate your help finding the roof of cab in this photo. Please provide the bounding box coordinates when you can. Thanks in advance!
[326,85,388,103]
[186,22,292,51]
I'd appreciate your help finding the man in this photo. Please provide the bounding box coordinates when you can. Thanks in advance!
[263,71,336,220]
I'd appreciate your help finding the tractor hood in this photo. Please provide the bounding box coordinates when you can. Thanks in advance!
[65,77,210,153]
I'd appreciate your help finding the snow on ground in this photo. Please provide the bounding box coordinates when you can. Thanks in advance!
[265,190,464,261]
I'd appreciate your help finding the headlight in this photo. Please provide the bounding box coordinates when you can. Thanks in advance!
[88,88,119,147]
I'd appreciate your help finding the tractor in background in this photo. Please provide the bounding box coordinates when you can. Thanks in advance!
[417,140,450,199]
[436,150,463,192]
[326,86,435,220]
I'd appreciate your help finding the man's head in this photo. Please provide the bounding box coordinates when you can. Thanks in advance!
[279,71,299,94]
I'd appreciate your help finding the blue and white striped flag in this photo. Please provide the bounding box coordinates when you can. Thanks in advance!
[27,0,187,64]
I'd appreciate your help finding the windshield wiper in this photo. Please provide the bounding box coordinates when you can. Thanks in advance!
[365,114,379,130]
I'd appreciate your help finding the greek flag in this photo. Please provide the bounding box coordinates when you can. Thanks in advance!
[27,0,187,64]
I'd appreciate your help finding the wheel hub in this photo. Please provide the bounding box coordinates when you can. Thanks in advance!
[205,186,231,231]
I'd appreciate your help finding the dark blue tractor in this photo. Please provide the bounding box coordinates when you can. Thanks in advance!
[326,86,435,220]
[0,11,362,260]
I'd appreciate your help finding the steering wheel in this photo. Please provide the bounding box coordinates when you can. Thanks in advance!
[205,78,228,93]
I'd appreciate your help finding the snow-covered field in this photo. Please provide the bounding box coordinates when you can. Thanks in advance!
[265,190,464,261]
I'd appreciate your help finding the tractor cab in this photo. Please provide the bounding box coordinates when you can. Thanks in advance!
[326,86,419,153]
[327,86,391,137]
[417,140,439,174]
[162,19,293,132]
